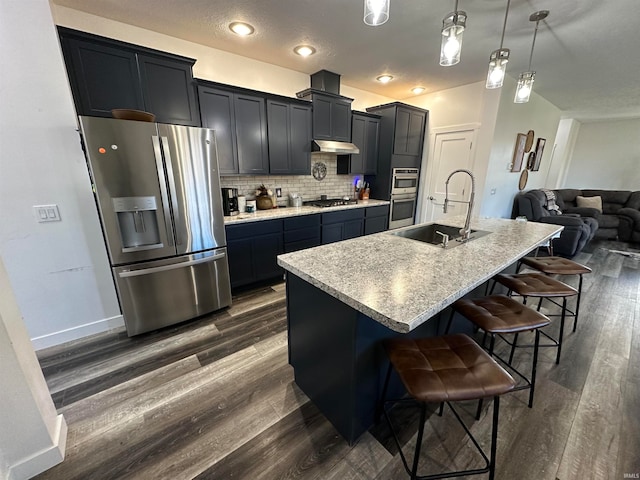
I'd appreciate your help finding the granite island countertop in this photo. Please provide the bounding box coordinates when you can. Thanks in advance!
[223,199,389,225]
[277,217,562,333]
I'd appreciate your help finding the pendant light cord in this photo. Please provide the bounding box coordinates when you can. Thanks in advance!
[499,0,511,49]
[528,19,541,70]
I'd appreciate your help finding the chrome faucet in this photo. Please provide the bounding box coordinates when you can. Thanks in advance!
[443,169,476,242]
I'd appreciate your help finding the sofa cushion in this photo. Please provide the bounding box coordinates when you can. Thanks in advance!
[583,189,631,214]
[576,195,603,212]
[597,214,620,229]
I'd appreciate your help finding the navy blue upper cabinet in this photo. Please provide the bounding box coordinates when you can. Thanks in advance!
[198,85,269,175]
[58,27,200,127]
[337,112,380,175]
[297,90,353,142]
[267,99,312,175]
[392,107,426,156]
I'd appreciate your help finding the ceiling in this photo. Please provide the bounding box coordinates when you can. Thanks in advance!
[52,0,640,119]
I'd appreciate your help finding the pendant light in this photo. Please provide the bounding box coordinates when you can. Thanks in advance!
[364,0,390,26]
[485,0,511,89]
[515,10,549,103]
[439,0,467,66]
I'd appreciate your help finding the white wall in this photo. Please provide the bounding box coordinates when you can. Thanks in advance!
[480,76,562,218]
[0,0,122,349]
[562,118,640,190]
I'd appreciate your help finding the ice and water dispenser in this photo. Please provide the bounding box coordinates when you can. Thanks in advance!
[112,196,163,252]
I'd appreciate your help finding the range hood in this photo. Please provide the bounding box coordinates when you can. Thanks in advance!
[312,139,360,155]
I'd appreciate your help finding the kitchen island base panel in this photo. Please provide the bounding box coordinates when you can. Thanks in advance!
[286,274,440,445]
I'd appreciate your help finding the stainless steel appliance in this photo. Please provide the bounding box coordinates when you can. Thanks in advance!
[389,193,418,229]
[303,197,358,208]
[79,116,232,336]
[221,188,239,216]
[390,168,419,195]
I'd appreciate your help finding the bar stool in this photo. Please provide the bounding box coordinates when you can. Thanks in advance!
[380,334,516,480]
[446,295,551,417]
[517,256,592,332]
[491,273,578,364]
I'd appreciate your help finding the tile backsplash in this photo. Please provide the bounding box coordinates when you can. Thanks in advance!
[220,154,358,205]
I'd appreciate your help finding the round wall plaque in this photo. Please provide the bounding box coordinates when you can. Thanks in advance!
[312,162,327,181]
[524,130,535,152]
[518,169,529,190]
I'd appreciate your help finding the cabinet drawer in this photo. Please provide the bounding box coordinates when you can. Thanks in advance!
[322,209,364,224]
[365,205,390,218]
[284,214,320,231]
[284,238,321,253]
[225,219,282,241]
[284,226,321,244]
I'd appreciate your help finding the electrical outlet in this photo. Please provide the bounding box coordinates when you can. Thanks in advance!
[275,187,282,197]
[491,188,496,195]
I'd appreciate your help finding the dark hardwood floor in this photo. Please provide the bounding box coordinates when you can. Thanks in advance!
[35,240,640,480]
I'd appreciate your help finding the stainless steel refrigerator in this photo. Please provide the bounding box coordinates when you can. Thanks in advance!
[79,116,232,336]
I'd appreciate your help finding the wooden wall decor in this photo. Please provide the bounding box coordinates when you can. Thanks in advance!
[511,133,527,172]
[532,138,546,171]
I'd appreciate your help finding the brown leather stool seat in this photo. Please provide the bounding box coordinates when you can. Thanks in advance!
[492,272,578,364]
[449,295,550,411]
[518,256,591,332]
[380,334,515,480]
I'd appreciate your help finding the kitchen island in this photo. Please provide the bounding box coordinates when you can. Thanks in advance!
[277,217,562,444]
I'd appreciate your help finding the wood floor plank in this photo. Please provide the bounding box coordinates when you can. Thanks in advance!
[195,400,351,480]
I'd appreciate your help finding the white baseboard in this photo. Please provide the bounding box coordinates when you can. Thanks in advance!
[31,315,124,351]
[9,414,67,480]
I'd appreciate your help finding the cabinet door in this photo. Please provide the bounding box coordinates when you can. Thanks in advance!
[344,220,364,239]
[364,117,380,175]
[235,94,269,175]
[312,96,333,140]
[64,38,143,117]
[289,104,312,175]
[393,108,426,156]
[406,109,426,156]
[227,238,254,288]
[364,216,388,235]
[138,54,199,126]
[332,99,352,142]
[253,232,283,281]
[349,115,366,174]
[198,86,238,174]
[267,100,290,174]
[322,224,344,244]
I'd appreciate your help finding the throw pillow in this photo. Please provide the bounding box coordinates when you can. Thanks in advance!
[576,195,603,212]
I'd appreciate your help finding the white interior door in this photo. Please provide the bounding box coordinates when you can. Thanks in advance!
[424,129,476,222]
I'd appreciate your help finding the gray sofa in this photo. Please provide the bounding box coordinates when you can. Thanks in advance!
[554,189,640,242]
[512,190,598,257]
[513,189,640,257]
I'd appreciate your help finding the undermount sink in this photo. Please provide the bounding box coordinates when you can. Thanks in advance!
[390,223,491,248]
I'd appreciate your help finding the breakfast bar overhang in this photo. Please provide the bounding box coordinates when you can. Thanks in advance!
[277,218,562,444]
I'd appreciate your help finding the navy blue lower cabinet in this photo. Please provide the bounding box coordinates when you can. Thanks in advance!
[321,209,365,244]
[364,205,389,235]
[226,220,283,288]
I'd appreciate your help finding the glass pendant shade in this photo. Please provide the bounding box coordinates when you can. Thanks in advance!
[486,48,510,89]
[364,0,390,26]
[440,11,466,66]
[514,71,535,103]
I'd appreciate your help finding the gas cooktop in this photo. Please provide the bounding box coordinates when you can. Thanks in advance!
[304,198,358,208]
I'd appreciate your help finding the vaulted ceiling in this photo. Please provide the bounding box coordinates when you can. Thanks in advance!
[52,0,640,120]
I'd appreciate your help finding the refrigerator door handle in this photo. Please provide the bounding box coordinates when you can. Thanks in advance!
[118,252,226,278]
[151,135,175,247]
[160,136,182,246]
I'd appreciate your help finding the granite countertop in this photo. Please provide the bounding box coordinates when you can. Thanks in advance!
[223,199,390,225]
[277,217,563,333]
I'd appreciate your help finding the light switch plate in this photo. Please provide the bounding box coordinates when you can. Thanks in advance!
[34,204,61,222]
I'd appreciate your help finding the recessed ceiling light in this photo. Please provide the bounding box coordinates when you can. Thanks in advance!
[294,45,316,57]
[229,22,255,36]
[411,86,425,95]
[376,74,393,84]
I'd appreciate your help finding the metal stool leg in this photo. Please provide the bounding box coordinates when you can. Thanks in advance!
[476,335,496,420]
[574,274,583,332]
[556,297,567,364]
[411,404,427,480]
[529,329,541,408]
[488,396,500,480]
[377,363,393,421]
[508,332,519,364]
